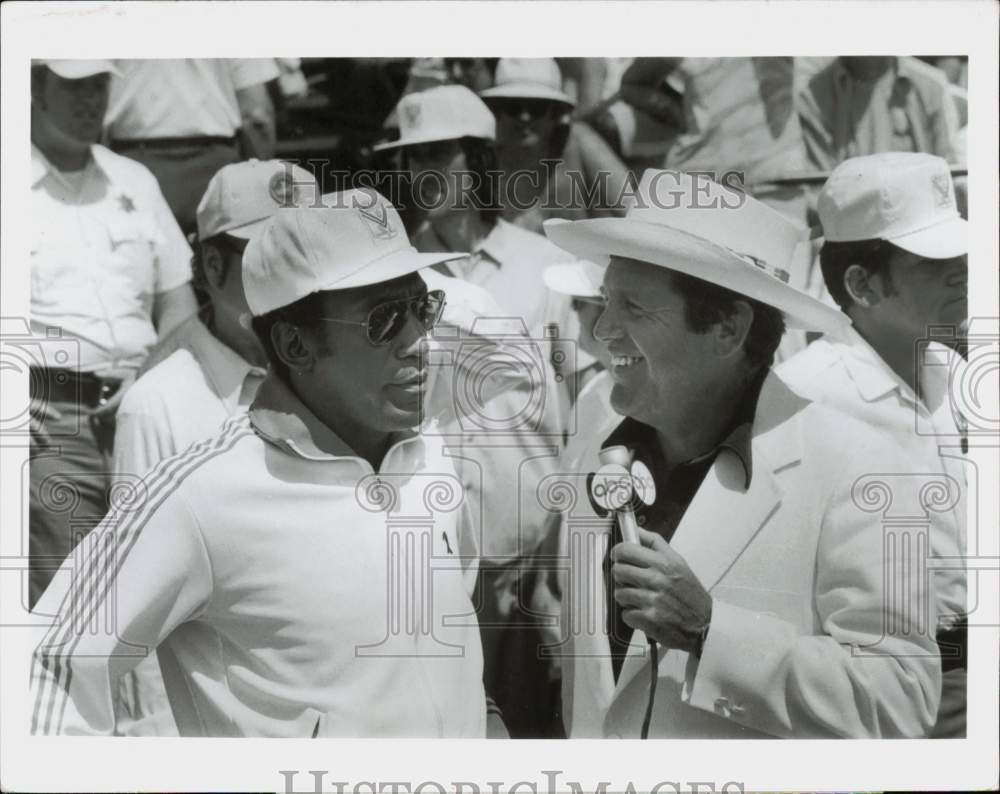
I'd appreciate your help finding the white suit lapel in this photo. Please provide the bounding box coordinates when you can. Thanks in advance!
[610,373,808,701]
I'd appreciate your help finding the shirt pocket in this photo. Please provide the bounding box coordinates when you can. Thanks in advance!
[102,213,158,298]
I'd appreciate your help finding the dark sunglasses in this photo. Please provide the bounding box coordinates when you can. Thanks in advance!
[489,98,560,119]
[319,289,446,346]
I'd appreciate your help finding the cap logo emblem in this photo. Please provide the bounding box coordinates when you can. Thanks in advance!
[931,173,953,208]
[268,171,297,207]
[403,102,422,129]
[358,202,397,241]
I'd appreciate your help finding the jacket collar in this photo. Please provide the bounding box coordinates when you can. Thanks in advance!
[249,372,421,463]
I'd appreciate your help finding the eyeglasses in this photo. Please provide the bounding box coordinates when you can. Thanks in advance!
[318,289,447,346]
[489,98,560,120]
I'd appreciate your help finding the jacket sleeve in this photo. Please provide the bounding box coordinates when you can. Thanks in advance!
[682,436,945,738]
[30,477,213,736]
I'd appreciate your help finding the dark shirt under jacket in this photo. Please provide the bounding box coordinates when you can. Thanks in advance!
[601,372,766,680]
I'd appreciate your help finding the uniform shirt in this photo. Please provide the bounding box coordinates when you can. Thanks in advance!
[777,329,967,619]
[31,373,485,737]
[798,56,962,170]
[105,59,280,140]
[30,144,192,373]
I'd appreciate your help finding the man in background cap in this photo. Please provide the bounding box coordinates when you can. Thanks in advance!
[108,160,318,736]
[31,192,495,737]
[778,151,968,737]
[28,59,197,607]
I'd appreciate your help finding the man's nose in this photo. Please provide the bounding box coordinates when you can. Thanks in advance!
[395,311,427,359]
[592,304,620,343]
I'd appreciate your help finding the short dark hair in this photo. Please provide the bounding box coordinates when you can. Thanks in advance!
[820,238,899,312]
[250,291,328,382]
[667,269,786,372]
[190,234,244,294]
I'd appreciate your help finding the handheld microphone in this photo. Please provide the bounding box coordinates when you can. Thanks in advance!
[595,445,641,544]
[589,444,661,739]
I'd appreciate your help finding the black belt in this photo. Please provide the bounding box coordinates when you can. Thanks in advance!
[30,368,123,410]
[937,618,968,673]
[111,135,238,150]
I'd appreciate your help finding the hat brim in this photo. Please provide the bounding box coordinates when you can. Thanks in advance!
[543,218,850,336]
[887,215,968,260]
[480,83,575,108]
[44,60,120,80]
[372,130,493,152]
[220,216,272,241]
[319,248,467,292]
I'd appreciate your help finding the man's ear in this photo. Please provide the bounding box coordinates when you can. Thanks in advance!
[201,244,227,290]
[715,300,754,359]
[844,264,883,309]
[271,321,318,375]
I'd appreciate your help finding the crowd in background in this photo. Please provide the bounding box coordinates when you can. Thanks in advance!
[27,55,971,739]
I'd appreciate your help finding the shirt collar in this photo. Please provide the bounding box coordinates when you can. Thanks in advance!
[475,219,517,264]
[31,143,109,188]
[248,372,422,464]
[837,326,915,404]
[602,369,766,490]
[186,318,267,415]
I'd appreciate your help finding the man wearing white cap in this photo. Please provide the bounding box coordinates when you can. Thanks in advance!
[479,58,629,235]
[31,192,493,737]
[545,169,947,738]
[108,159,319,735]
[28,60,197,607]
[778,152,968,737]
[376,84,576,736]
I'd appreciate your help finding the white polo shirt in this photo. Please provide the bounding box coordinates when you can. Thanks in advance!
[114,318,267,479]
[105,59,280,140]
[32,374,485,737]
[30,144,192,373]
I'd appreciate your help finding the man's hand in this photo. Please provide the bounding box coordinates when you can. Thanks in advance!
[611,527,712,653]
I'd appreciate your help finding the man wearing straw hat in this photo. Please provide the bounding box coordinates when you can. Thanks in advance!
[544,169,946,738]
[31,192,495,737]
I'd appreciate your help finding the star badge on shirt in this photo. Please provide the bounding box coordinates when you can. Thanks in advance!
[118,194,136,213]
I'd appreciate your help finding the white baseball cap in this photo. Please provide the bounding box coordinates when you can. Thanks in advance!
[243,188,464,316]
[480,58,575,108]
[373,85,495,152]
[544,169,849,335]
[197,159,319,242]
[38,59,120,79]
[543,259,604,298]
[818,152,967,259]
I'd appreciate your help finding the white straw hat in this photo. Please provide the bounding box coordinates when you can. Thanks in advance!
[543,169,849,335]
[479,58,575,108]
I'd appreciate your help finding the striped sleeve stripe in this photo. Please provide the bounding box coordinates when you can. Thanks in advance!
[31,415,252,735]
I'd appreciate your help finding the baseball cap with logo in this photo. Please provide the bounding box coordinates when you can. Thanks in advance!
[197,159,318,242]
[38,59,120,79]
[243,188,464,316]
[818,152,967,260]
[480,58,575,108]
[373,85,495,152]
